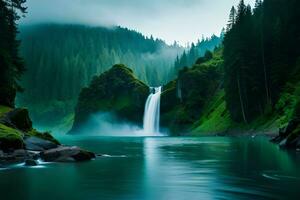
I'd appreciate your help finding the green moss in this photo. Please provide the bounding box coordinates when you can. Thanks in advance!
[0,124,24,150]
[0,105,12,118]
[71,64,149,133]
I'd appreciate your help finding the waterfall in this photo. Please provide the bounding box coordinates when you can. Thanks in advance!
[143,86,162,135]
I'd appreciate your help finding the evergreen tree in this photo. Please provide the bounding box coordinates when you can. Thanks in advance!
[227,6,236,31]
[223,0,300,123]
[174,34,223,72]
[0,0,26,107]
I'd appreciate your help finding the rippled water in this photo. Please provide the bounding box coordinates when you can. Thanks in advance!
[1,136,300,200]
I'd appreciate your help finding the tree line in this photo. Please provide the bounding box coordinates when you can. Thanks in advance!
[18,24,183,105]
[223,0,300,123]
[174,34,223,72]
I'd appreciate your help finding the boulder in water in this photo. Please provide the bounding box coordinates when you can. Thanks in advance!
[40,146,95,162]
[24,136,58,151]
[24,159,38,166]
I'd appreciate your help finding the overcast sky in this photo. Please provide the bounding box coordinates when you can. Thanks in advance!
[21,0,255,45]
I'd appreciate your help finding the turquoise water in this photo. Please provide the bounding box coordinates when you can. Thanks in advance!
[1,136,300,200]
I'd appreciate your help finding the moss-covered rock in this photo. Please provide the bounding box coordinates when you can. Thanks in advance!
[70,64,149,133]
[0,124,24,151]
[0,105,96,163]
[0,106,60,152]
[0,105,12,118]
[2,108,32,131]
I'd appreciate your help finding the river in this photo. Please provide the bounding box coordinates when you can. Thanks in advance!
[1,136,300,200]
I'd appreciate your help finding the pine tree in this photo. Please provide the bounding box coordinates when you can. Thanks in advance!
[0,0,26,107]
[227,6,236,31]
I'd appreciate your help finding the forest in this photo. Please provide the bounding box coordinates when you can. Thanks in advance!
[16,24,222,130]
[1,0,300,199]
[156,0,300,139]
[223,0,300,124]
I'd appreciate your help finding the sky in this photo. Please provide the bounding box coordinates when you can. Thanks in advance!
[21,0,255,45]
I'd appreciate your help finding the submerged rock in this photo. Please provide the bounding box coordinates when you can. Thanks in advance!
[40,146,95,162]
[24,159,38,166]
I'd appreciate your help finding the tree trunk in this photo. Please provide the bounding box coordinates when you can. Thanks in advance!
[260,12,271,106]
[237,72,247,124]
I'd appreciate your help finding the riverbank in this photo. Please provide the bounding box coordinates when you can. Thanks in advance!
[0,105,95,166]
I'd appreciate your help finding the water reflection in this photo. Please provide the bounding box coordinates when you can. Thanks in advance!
[1,136,300,200]
[143,137,300,199]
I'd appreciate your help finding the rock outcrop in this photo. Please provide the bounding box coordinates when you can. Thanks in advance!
[1,108,32,131]
[0,106,95,166]
[40,146,95,162]
[70,64,149,134]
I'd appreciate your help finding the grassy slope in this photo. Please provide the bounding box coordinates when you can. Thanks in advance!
[191,81,300,136]
[188,50,300,136]
[191,90,232,135]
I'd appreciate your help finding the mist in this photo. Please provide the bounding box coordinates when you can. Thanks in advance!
[21,0,255,45]
[72,112,166,136]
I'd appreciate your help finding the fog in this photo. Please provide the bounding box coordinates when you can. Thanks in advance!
[21,0,255,45]
[73,112,166,136]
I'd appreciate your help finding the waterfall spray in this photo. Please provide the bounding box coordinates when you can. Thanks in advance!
[143,87,162,135]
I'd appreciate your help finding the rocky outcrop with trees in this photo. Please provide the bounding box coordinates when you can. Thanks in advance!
[70,64,149,134]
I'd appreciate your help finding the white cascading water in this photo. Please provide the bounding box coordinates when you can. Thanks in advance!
[143,86,162,135]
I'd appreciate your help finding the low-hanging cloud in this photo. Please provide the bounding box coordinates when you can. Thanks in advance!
[21,0,255,45]
[72,112,168,136]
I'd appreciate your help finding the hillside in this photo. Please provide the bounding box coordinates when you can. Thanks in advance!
[70,64,149,134]
[158,0,300,148]
[17,24,183,130]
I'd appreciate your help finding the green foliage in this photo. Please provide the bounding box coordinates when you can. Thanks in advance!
[223,0,300,123]
[70,64,149,133]
[0,0,26,107]
[192,90,232,134]
[174,35,223,73]
[0,105,12,118]
[274,82,300,128]
[17,24,183,128]
[18,24,182,104]
[18,100,76,132]
[161,50,223,134]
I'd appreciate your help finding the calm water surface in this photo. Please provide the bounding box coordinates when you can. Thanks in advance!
[1,136,300,200]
